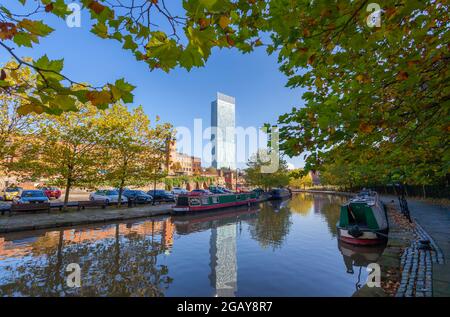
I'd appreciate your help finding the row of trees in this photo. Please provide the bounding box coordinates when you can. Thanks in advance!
[2,1,447,191]
[1,62,173,208]
[243,151,291,190]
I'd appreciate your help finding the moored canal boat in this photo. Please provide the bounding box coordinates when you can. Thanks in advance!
[337,190,388,246]
[172,191,258,214]
[251,188,271,202]
[268,188,292,200]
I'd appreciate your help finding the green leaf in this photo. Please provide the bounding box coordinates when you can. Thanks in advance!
[34,55,64,73]
[18,19,54,37]
[123,35,138,51]
[13,32,36,47]
[91,22,108,38]
[113,78,135,103]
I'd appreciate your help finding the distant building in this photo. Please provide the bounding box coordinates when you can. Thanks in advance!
[211,92,236,170]
[166,139,201,176]
[309,170,321,186]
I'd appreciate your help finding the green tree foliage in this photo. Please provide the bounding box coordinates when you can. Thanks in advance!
[289,169,313,189]
[270,1,449,186]
[17,104,107,207]
[244,150,290,190]
[0,60,36,171]
[97,103,174,206]
[1,1,448,186]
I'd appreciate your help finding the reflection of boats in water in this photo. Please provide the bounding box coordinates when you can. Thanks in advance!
[338,240,386,290]
[337,190,388,245]
[269,199,289,212]
[173,205,259,235]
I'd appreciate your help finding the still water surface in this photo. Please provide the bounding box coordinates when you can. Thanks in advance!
[0,193,385,296]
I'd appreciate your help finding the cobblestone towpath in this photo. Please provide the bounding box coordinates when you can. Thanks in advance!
[381,197,449,297]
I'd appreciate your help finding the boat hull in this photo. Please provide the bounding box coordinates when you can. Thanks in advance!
[173,192,258,215]
[337,227,387,246]
[268,188,292,200]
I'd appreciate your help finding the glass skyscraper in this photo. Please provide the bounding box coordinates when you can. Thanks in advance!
[211,92,236,170]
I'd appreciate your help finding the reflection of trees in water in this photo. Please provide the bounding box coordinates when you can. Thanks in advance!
[248,201,292,250]
[0,224,172,297]
[288,193,314,216]
[287,193,345,237]
[310,194,347,237]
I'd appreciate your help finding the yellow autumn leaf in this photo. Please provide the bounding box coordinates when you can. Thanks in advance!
[218,16,231,29]
[86,91,112,106]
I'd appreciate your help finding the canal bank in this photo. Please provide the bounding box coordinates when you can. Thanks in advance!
[352,203,414,297]
[352,197,449,297]
[298,189,449,297]
[382,196,449,297]
[0,203,172,234]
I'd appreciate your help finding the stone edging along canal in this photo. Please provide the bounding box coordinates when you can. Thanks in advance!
[0,204,173,234]
[353,203,443,297]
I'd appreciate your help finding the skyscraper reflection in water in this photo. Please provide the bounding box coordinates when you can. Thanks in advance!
[209,223,237,297]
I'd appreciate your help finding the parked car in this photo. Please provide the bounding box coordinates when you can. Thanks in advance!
[209,186,226,194]
[122,190,153,204]
[89,190,128,204]
[3,187,23,201]
[147,190,175,203]
[171,187,188,196]
[189,189,212,195]
[218,187,234,193]
[40,186,62,199]
[15,190,49,204]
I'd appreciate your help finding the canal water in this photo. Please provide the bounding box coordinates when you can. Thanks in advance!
[0,193,385,297]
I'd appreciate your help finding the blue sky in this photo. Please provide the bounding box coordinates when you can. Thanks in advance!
[1,2,307,168]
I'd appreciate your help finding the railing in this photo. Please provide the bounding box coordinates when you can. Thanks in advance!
[393,184,412,222]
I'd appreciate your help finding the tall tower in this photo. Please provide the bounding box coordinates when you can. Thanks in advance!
[211,92,236,170]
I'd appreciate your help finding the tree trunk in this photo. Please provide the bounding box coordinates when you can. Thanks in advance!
[422,184,426,198]
[117,178,125,208]
[63,170,72,210]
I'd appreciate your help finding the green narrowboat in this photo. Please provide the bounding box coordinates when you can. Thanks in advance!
[337,190,389,245]
[173,191,259,214]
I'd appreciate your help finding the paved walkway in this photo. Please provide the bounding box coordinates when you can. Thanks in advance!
[0,203,172,234]
[381,195,450,297]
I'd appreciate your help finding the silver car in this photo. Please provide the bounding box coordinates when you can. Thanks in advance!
[89,190,128,204]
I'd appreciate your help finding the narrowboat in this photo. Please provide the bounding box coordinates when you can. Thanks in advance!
[252,188,271,202]
[173,191,258,214]
[337,190,388,246]
[269,188,292,200]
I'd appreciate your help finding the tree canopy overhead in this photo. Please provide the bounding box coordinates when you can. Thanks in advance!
[1,0,448,185]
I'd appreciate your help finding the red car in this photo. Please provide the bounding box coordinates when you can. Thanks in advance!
[40,187,62,199]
